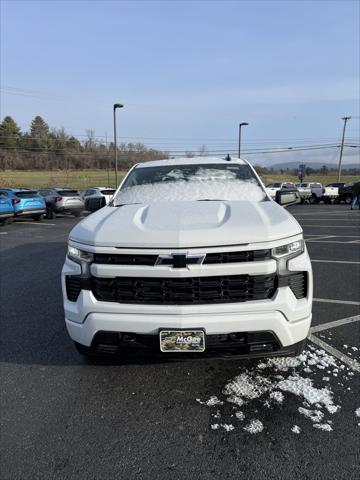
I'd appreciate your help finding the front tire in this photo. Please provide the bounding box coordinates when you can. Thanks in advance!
[345,195,352,205]
[33,214,44,222]
[309,194,316,204]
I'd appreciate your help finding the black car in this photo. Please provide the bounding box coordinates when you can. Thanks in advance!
[334,183,358,204]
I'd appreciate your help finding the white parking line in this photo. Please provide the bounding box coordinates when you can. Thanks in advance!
[307,235,360,237]
[298,219,358,222]
[15,222,56,226]
[310,314,360,333]
[294,211,358,214]
[313,298,360,306]
[305,235,335,241]
[0,232,8,235]
[302,225,360,228]
[311,259,360,265]
[306,240,360,244]
[308,334,360,372]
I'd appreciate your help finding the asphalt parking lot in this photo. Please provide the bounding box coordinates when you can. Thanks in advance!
[0,204,359,480]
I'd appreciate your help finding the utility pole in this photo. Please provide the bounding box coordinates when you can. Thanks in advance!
[113,103,124,187]
[337,116,351,182]
[105,131,110,187]
[238,122,248,158]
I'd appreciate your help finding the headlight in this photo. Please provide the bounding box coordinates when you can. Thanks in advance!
[272,239,304,259]
[67,246,94,263]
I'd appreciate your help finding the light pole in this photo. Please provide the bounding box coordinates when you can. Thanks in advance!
[337,116,351,182]
[238,122,248,158]
[113,103,124,187]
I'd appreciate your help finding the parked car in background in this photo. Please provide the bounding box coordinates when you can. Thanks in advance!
[0,189,46,221]
[296,182,324,204]
[0,193,14,226]
[80,187,116,212]
[265,182,296,200]
[322,182,346,204]
[38,188,85,219]
[334,182,359,204]
[294,184,312,203]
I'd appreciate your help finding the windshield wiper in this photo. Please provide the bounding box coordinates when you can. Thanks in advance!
[112,202,142,207]
[196,199,227,202]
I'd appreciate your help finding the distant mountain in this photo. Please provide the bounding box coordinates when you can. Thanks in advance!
[264,161,360,170]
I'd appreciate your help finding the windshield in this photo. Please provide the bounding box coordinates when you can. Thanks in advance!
[114,163,265,205]
[57,190,79,196]
[100,189,116,195]
[14,191,39,198]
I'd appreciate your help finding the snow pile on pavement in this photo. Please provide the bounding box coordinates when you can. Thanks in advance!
[243,419,264,434]
[197,347,357,435]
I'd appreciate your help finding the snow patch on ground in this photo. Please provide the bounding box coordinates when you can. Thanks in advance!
[196,396,223,407]
[235,411,245,421]
[243,419,264,434]
[270,391,284,404]
[221,424,235,432]
[197,347,357,435]
[313,423,333,432]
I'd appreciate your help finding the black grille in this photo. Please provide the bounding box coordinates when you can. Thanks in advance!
[91,274,277,305]
[66,276,82,302]
[93,249,271,267]
[203,249,271,264]
[94,253,157,266]
[279,272,307,299]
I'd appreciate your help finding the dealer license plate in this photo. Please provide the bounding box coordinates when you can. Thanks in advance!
[159,330,205,353]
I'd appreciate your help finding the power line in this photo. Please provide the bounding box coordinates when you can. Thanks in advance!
[1,144,358,157]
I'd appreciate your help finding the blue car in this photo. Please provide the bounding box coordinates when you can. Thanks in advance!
[0,189,46,221]
[0,193,14,226]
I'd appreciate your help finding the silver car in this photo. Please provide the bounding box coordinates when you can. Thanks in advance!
[38,188,85,219]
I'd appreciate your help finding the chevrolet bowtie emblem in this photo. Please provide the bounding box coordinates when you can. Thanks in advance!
[156,253,205,268]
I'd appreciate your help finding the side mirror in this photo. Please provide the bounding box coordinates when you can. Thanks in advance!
[275,189,301,207]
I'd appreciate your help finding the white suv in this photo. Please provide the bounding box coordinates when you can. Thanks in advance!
[80,187,116,212]
[62,157,312,359]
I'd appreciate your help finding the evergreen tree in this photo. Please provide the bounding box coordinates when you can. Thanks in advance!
[29,116,50,149]
[0,116,21,149]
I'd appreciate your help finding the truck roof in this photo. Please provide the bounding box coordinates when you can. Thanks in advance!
[134,156,247,169]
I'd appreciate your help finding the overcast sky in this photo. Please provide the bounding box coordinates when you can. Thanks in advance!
[1,0,359,166]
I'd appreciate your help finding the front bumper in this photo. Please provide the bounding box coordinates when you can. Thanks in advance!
[62,249,313,352]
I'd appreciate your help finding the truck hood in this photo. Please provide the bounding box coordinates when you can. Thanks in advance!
[69,201,302,248]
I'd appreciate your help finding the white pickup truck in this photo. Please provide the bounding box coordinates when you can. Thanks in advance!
[265,182,296,200]
[62,157,312,360]
[296,182,324,204]
[322,183,346,204]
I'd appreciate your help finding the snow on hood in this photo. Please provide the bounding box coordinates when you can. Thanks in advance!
[115,176,265,204]
[69,200,301,248]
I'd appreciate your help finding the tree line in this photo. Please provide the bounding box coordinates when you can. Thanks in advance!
[0,115,169,170]
[0,115,358,175]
